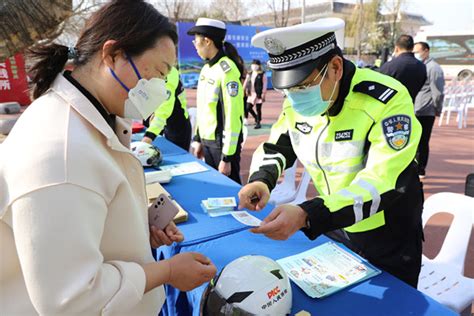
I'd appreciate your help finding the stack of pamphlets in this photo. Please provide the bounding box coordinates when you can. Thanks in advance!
[159,161,208,176]
[201,197,237,217]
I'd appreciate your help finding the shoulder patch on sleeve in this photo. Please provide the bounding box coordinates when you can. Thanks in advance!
[353,81,398,104]
[226,81,239,97]
[382,115,411,150]
[220,60,231,73]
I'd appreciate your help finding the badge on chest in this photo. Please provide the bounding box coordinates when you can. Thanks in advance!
[295,122,312,134]
[335,129,353,141]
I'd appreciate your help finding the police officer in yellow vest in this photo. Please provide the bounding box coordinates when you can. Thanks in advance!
[238,18,424,287]
[188,18,244,184]
[142,66,191,150]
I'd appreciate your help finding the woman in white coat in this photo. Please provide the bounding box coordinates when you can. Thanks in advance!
[0,1,216,315]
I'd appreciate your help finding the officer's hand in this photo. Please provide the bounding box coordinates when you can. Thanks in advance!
[167,252,217,291]
[191,141,204,159]
[149,222,184,248]
[250,204,307,240]
[218,161,231,176]
[238,181,270,211]
[142,136,153,144]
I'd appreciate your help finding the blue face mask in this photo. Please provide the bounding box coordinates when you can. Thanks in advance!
[284,65,338,117]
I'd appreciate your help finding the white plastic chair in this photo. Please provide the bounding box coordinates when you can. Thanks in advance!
[439,81,471,129]
[418,192,474,315]
[287,169,312,205]
[269,161,312,206]
[241,125,248,148]
[188,107,197,139]
[268,161,298,205]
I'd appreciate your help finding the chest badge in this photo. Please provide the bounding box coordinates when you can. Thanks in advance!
[382,115,411,150]
[295,122,312,134]
[335,129,353,141]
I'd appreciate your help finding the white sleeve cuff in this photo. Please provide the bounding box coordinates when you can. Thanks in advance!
[102,261,146,315]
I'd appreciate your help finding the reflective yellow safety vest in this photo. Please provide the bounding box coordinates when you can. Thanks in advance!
[249,60,422,235]
[195,53,244,159]
[145,67,188,139]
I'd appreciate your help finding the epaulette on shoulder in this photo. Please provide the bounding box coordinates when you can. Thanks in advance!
[220,60,231,73]
[353,81,398,104]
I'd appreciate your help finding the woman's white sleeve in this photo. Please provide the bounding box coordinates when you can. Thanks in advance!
[11,183,146,315]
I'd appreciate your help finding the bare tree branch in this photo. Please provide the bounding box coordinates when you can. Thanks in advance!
[265,0,291,27]
[0,0,73,59]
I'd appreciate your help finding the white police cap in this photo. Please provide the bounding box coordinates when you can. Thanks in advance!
[187,18,227,40]
[252,18,345,89]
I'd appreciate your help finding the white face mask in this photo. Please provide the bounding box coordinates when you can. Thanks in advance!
[251,64,259,72]
[109,55,168,120]
[123,78,167,120]
[414,53,423,61]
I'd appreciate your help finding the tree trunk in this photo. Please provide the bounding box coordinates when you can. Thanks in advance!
[0,0,73,60]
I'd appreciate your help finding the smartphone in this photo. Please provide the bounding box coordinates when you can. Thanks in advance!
[148,193,179,230]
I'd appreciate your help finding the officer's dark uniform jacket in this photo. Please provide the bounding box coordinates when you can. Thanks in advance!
[194,50,244,162]
[379,52,427,102]
[249,60,424,283]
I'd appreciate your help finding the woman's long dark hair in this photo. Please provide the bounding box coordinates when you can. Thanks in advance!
[27,0,177,99]
[212,39,244,77]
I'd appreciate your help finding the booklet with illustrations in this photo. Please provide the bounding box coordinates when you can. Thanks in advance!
[277,242,381,298]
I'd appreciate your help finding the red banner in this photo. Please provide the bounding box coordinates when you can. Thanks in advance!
[0,54,31,105]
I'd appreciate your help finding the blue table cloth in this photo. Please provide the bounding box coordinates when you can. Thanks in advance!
[152,136,188,156]
[167,230,456,316]
[149,153,273,246]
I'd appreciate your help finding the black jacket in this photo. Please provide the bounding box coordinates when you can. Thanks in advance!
[379,52,427,102]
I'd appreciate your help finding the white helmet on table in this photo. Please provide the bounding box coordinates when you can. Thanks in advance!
[200,255,292,315]
[131,141,162,168]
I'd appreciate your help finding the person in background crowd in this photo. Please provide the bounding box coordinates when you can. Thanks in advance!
[243,64,252,125]
[236,55,249,125]
[243,59,268,129]
[413,41,445,178]
[188,18,244,184]
[379,34,427,102]
[239,18,424,288]
[0,1,216,315]
[142,66,192,150]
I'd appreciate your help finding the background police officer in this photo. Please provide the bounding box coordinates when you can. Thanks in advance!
[238,18,424,288]
[188,18,244,184]
[142,66,191,150]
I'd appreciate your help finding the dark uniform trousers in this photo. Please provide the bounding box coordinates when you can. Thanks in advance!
[202,134,243,185]
[164,119,192,151]
[415,115,436,175]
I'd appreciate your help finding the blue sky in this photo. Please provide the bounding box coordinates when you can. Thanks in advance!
[403,0,473,33]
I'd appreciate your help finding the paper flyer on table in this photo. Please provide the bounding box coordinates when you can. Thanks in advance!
[230,211,262,227]
[160,161,208,176]
[277,242,381,298]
